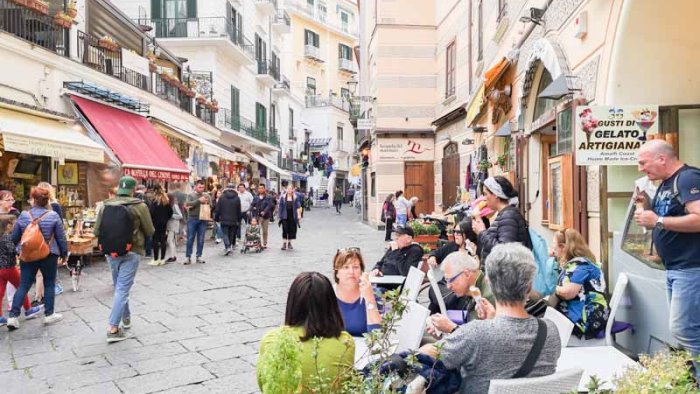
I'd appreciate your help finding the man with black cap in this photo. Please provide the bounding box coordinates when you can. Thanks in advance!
[94,176,154,343]
[370,226,424,289]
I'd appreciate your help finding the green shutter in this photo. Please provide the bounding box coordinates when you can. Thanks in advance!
[187,0,196,18]
[151,0,161,19]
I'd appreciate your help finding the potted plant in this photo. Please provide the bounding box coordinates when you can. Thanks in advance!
[53,12,73,28]
[184,87,196,98]
[31,0,49,15]
[497,153,509,169]
[149,61,157,73]
[66,0,78,18]
[98,35,119,52]
[411,220,440,250]
[196,95,206,105]
[10,0,29,8]
[168,75,180,87]
[608,351,697,393]
[478,159,492,172]
[209,99,219,113]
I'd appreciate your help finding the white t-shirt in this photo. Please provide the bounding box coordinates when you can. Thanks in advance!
[395,196,411,215]
[239,191,254,212]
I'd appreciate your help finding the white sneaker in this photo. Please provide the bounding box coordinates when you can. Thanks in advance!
[147,259,161,266]
[216,238,222,244]
[7,317,19,331]
[44,313,63,325]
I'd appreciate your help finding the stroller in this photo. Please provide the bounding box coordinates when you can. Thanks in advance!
[241,226,263,254]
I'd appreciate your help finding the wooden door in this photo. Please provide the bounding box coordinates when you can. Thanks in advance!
[405,161,434,217]
[441,143,460,209]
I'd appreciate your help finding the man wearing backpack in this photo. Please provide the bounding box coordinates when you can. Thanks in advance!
[94,176,154,343]
[635,140,700,374]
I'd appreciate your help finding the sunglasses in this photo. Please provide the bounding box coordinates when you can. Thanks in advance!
[453,230,463,235]
[337,247,361,253]
[446,271,467,284]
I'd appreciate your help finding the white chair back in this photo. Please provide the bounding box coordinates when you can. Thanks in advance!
[394,301,430,353]
[487,368,584,394]
[402,266,425,302]
[544,307,574,348]
[604,272,629,346]
[427,268,447,315]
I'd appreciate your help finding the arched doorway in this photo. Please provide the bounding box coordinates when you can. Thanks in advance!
[441,142,460,208]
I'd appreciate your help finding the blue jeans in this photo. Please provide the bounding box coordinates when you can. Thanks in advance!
[667,267,700,375]
[107,253,139,327]
[397,214,408,227]
[216,222,224,240]
[10,254,58,317]
[144,235,153,257]
[186,219,207,258]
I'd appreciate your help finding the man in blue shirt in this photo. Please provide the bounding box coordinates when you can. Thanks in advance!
[635,140,700,374]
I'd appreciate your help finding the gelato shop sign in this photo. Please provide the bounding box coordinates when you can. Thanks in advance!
[378,138,434,161]
[575,105,658,166]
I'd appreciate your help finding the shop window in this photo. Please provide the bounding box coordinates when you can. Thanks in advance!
[445,40,456,98]
[371,172,376,197]
[556,107,573,155]
[534,69,555,121]
[546,154,574,230]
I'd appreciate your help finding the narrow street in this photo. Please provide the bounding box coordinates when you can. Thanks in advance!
[0,206,385,394]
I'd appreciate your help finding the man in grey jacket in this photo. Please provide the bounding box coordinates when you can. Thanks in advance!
[237,183,254,240]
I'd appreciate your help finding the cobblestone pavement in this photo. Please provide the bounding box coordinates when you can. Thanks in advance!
[1,205,386,393]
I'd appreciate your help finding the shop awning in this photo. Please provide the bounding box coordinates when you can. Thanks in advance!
[537,74,572,100]
[0,108,105,163]
[309,138,332,147]
[484,57,510,91]
[202,140,249,164]
[495,121,513,137]
[465,84,486,127]
[292,172,307,181]
[243,151,291,178]
[71,96,190,181]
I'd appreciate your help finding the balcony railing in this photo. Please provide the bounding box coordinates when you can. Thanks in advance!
[273,75,291,92]
[268,128,280,147]
[305,94,351,112]
[280,158,305,173]
[140,17,254,58]
[338,58,357,73]
[195,104,215,126]
[257,59,279,80]
[77,31,150,91]
[0,0,67,56]
[304,45,322,61]
[273,9,291,29]
[289,0,358,37]
[218,108,276,145]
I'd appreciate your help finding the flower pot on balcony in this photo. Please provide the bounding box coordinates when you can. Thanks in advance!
[185,89,196,98]
[149,62,157,73]
[98,37,119,52]
[31,0,49,15]
[196,96,206,105]
[53,13,73,29]
[415,235,440,248]
[168,78,180,88]
[66,7,78,18]
[10,0,29,7]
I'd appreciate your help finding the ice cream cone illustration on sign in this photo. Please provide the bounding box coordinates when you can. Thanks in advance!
[631,108,658,141]
[578,108,599,143]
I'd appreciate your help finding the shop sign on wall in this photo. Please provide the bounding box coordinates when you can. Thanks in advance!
[575,105,658,165]
[377,138,434,161]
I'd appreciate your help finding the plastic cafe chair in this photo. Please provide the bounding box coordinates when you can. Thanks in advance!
[487,368,584,394]
[567,272,634,347]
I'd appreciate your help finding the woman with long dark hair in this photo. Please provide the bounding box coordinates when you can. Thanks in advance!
[165,192,183,263]
[258,272,354,393]
[472,176,530,262]
[148,186,172,266]
[279,184,302,250]
[381,193,396,241]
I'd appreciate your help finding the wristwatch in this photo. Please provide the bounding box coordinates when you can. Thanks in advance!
[655,216,665,230]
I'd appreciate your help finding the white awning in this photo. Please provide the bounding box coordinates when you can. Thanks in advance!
[0,108,105,163]
[200,139,249,164]
[244,151,291,177]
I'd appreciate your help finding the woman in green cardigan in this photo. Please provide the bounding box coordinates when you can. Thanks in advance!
[258,272,355,393]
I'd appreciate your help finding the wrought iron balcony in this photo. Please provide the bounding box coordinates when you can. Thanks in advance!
[77,31,150,91]
[256,59,279,85]
[304,45,323,62]
[268,128,280,147]
[338,58,357,73]
[305,94,351,112]
[0,0,67,56]
[272,9,291,34]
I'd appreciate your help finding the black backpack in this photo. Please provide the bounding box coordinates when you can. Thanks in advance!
[98,204,134,257]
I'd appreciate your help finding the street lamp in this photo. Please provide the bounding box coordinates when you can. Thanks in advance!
[347,75,358,95]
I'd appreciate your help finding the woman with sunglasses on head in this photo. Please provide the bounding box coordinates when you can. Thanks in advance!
[332,248,381,336]
[550,228,609,340]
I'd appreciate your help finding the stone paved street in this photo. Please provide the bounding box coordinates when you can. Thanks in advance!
[1,206,385,394]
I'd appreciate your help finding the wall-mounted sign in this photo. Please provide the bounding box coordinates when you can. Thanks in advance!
[575,105,658,166]
[357,118,374,130]
[377,138,434,161]
[121,48,150,77]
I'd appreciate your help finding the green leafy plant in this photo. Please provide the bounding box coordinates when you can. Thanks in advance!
[478,159,492,172]
[497,153,508,168]
[613,351,698,393]
[423,223,440,235]
[409,220,426,236]
[420,243,432,254]
[258,327,303,394]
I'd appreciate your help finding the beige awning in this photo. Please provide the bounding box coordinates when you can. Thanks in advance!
[244,151,291,177]
[465,84,486,127]
[0,108,105,163]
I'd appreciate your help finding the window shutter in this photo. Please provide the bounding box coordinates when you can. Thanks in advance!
[151,0,161,19]
[186,0,196,18]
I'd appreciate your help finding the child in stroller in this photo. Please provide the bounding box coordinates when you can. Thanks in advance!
[241,217,263,253]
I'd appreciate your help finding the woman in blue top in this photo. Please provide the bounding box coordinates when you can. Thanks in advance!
[551,228,609,340]
[333,248,381,336]
[6,186,68,330]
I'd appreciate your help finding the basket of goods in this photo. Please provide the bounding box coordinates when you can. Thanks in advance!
[68,237,94,255]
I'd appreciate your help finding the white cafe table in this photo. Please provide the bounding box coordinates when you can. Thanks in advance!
[369,275,405,285]
[557,346,638,392]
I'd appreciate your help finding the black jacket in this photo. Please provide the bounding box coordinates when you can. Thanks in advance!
[373,243,424,287]
[251,193,275,219]
[477,205,530,262]
[429,242,460,265]
[214,189,242,225]
[150,202,173,229]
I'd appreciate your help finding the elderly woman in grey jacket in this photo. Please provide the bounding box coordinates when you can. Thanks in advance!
[165,193,183,263]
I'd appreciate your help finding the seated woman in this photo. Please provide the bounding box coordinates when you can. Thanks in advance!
[420,243,561,393]
[258,272,354,393]
[427,218,487,314]
[551,228,609,340]
[333,248,381,336]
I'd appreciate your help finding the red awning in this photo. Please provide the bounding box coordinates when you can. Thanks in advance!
[72,96,190,182]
